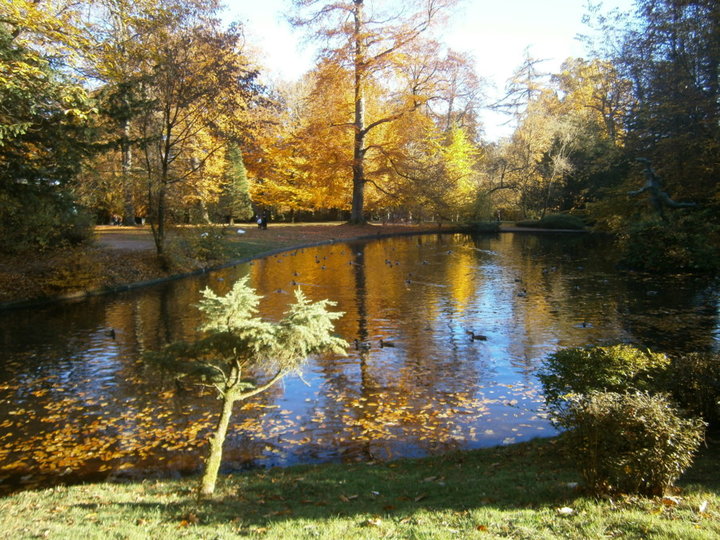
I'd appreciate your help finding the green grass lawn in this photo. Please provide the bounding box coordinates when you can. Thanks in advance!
[2,437,718,539]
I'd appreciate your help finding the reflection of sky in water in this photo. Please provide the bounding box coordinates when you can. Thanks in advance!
[0,232,718,491]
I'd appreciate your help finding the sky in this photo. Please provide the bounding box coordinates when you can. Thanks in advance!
[221,0,635,140]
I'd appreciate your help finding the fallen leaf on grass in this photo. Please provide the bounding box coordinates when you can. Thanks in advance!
[178,512,199,526]
[556,507,574,516]
[662,496,682,507]
[262,509,293,518]
[698,500,708,514]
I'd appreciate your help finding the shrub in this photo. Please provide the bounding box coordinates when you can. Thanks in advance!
[163,226,229,270]
[556,391,705,496]
[468,221,500,233]
[184,227,228,263]
[515,214,586,230]
[617,213,720,273]
[661,352,720,428]
[0,188,93,254]
[44,249,104,292]
[539,344,670,415]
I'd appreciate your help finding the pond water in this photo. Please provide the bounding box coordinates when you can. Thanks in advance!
[1,232,718,493]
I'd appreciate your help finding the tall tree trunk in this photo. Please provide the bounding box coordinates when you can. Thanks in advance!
[350,0,366,225]
[201,200,210,224]
[152,183,166,255]
[121,118,135,226]
[152,125,173,255]
[200,390,236,496]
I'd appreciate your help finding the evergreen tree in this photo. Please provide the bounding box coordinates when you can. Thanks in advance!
[219,144,253,224]
[147,277,347,496]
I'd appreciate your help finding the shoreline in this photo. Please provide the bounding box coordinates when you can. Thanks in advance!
[1,223,463,311]
[1,222,588,311]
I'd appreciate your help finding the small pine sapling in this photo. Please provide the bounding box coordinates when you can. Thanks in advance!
[148,277,347,496]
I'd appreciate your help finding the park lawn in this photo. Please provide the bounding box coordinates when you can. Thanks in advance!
[2,437,718,539]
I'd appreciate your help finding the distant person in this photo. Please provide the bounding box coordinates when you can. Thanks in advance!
[256,215,262,229]
[261,212,269,230]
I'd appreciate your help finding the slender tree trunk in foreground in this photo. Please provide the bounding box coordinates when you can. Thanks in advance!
[200,389,237,496]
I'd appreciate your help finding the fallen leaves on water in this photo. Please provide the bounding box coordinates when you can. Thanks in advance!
[0,344,549,491]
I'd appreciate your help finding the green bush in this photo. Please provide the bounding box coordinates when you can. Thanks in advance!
[0,188,93,254]
[556,391,705,496]
[539,345,670,415]
[467,221,500,233]
[162,226,229,271]
[515,214,586,230]
[661,352,720,428]
[44,248,103,292]
[618,213,720,273]
[185,227,228,263]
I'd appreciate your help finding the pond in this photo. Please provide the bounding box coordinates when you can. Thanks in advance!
[1,232,718,493]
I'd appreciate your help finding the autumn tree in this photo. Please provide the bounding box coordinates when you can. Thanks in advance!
[291,0,460,224]
[245,77,321,215]
[433,50,485,136]
[0,0,96,252]
[84,0,158,225]
[551,58,632,213]
[483,52,635,220]
[148,277,347,496]
[578,1,719,271]
[132,0,261,254]
[482,53,550,218]
[278,61,355,214]
[371,42,486,222]
[621,0,720,207]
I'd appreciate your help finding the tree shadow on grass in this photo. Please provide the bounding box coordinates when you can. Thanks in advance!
[71,439,583,528]
[678,434,720,492]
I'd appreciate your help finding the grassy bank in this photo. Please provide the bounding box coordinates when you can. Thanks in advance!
[2,438,718,539]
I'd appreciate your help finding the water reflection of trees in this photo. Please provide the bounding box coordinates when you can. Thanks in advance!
[258,237,498,461]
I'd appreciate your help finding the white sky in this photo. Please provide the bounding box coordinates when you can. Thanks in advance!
[222,0,635,140]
